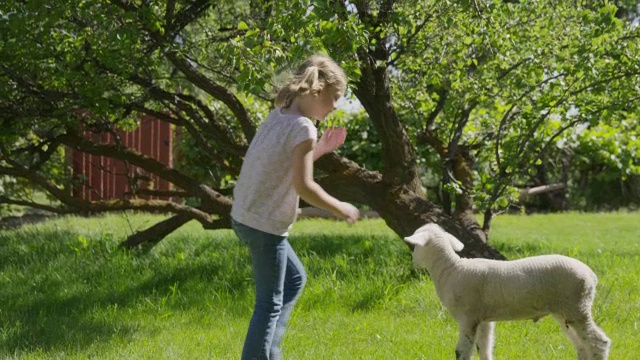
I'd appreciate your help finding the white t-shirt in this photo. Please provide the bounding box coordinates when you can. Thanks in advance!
[231,108,317,235]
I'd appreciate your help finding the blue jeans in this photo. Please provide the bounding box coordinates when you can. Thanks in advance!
[232,220,307,360]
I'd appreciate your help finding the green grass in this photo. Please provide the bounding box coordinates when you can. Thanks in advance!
[1,212,639,359]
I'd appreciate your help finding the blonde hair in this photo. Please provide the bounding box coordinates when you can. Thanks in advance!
[274,54,347,108]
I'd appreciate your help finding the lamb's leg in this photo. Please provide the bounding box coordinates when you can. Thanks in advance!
[552,314,589,360]
[567,317,611,360]
[455,319,478,360]
[475,321,495,360]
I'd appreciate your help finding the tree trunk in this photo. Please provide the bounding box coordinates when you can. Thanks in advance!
[366,187,504,260]
[313,24,506,260]
[316,154,505,260]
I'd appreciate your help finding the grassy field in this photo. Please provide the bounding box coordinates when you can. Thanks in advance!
[1,212,638,359]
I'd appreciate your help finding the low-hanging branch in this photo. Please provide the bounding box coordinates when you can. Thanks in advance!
[128,189,191,199]
[0,163,88,210]
[87,198,216,225]
[56,131,232,213]
[0,196,70,214]
[0,168,218,230]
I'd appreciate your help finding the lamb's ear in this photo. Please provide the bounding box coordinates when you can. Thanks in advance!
[445,233,465,252]
[404,233,428,246]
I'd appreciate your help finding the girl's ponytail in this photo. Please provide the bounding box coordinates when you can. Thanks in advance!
[274,55,346,108]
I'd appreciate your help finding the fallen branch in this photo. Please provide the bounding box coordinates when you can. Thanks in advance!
[519,183,566,202]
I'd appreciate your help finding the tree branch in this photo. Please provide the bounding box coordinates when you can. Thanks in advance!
[315,153,383,206]
[86,198,216,225]
[129,189,191,198]
[131,103,241,174]
[124,72,247,157]
[119,213,229,249]
[349,4,422,192]
[166,0,212,40]
[0,159,220,228]
[425,88,448,132]
[165,51,256,142]
[447,101,476,158]
[120,214,191,249]
[56,131,232,213]
[0,162,88,210]
[388,15,432,67]
[0,196,67,214]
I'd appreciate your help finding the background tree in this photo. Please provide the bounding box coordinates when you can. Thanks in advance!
[1,0,638,258]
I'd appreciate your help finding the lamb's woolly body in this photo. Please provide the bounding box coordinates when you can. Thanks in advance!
[405,223,610,360]
[434,252,596,322]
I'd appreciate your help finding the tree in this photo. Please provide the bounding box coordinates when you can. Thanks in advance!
[1,0,638,258]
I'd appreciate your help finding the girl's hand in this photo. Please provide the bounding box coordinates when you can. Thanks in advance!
[315,127,347,159]
[337,202,360,225]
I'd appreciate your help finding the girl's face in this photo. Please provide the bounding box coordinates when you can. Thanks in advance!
[306,87,343,121]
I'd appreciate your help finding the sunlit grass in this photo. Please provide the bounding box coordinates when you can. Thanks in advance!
[0,212,638,359]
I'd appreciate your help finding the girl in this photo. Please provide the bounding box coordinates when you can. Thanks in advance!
[231,54,360,359]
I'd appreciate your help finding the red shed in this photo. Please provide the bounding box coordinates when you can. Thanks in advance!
[71,115,174,202]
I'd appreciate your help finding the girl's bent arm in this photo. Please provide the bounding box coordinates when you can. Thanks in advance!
[292,139,358,222]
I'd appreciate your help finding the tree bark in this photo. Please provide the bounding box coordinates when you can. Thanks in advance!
[316,154,505,260]
[120,214,192,249]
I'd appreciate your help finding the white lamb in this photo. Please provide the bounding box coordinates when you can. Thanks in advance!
[404,223,611,360]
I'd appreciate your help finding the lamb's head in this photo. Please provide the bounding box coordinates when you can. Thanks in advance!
[404,223,465,269]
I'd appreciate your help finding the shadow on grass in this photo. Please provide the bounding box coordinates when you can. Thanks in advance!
[290,231,409,258]
[291,232,418,312]
[0,224,415,354]
[0,227,254,355]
